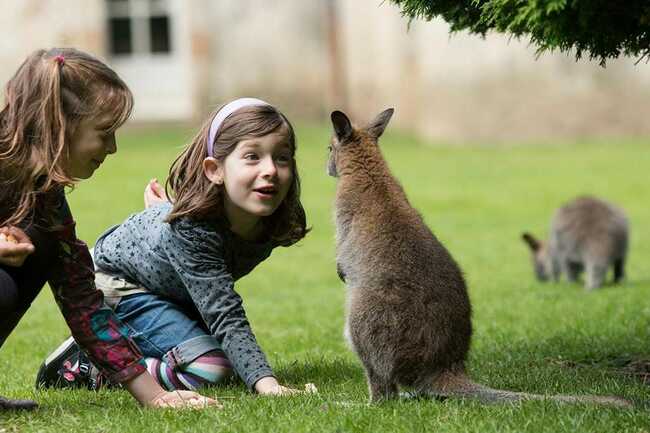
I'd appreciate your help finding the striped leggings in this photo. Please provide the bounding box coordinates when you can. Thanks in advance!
[145,349,233,391]
[98,287,236,391]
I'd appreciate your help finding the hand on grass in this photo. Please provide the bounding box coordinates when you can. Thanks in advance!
[144,178,169,209]
[0,226,34,267]
[254,376,302,396]
[149,390,222,409]
[124,370,220,410]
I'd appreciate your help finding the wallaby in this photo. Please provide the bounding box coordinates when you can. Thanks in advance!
[327,109,630,407]
[522,196,629,290]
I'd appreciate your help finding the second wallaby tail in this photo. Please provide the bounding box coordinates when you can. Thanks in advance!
[428,371,632,408]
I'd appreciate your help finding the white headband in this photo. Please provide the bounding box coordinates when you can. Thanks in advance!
[207,97,271,157]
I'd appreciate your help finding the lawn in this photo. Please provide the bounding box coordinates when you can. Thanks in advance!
[1,122,649,432]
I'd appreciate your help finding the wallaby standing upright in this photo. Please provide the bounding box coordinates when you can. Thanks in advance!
[522,196,629,290]
[327,109,630,407]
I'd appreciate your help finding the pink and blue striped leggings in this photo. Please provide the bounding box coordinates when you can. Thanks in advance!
[145,349,232,391]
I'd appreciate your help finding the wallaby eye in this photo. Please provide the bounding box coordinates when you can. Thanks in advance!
[327,145,333,152]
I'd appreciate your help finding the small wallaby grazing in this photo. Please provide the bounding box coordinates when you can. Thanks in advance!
[327,108,630,407]
[522,196,629,290]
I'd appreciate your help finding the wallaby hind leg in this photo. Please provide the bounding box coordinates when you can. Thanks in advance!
[365,367,398,403]
[551,258,561,282]
[563,261,583,282]
[585,262,607,290]
[613,258,625,283]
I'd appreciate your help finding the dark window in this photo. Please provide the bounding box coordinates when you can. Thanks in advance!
[149,15,171,53]
[109,17,132,55]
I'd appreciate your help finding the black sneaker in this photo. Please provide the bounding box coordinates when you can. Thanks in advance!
[35,337,106,391]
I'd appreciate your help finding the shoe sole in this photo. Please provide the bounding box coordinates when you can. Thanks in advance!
[35,336,78,389]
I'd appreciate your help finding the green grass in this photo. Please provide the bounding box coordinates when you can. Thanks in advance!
[2,123,650,432]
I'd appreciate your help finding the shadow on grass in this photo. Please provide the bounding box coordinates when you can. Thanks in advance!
[274,356,364,387]
[542,352,650,409]
[547,353,650,385]
[473,329,650,388]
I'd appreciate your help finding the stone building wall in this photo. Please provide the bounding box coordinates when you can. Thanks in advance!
[0,0,648,142]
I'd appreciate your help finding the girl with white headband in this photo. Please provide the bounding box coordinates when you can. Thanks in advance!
[37,98,309,396]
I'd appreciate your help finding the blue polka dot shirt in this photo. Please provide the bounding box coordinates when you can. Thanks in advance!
[93,203,277,389]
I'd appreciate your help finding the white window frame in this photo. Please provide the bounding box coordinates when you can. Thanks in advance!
[107,0,172,56]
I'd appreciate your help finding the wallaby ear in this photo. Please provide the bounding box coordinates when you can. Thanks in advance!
[521,232,541,252]
[331,110,353,142]
[366,108,394,139]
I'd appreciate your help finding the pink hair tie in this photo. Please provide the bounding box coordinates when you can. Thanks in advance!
[54,55,65,66]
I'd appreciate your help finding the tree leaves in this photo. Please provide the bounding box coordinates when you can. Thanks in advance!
[390,0,650,66]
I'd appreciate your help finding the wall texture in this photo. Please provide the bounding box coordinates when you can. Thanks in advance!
[338,1,650,142]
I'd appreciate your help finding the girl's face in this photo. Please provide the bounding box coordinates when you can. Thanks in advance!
[66,115,117,179]
[218,126,293,236]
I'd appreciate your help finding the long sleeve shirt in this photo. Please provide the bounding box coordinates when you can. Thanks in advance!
[41,189,146,382]
[93,203,277,388]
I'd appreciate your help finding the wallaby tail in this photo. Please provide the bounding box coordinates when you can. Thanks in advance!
[427,371,632,408]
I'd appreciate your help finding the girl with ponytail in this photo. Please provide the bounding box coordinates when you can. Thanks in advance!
[0,48,218,410]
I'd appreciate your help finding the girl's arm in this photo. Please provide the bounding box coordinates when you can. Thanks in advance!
[163,220,294,393]
[47,192,145,382]
[143,178,169,209]
[46,191,217,408]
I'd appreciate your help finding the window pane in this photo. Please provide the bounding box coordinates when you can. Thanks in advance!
[109,17,132,55]
[150,15,171,53]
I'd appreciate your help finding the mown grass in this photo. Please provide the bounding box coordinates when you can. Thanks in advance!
[1,123,649,432]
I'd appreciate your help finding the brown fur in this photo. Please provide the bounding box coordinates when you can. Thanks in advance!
[522,196,629,290]
[328,109,630,407]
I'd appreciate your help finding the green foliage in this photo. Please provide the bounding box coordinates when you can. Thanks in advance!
[2,125,650,431]
[390,0,650,65]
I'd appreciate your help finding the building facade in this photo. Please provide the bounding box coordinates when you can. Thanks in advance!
[1,0,649,142]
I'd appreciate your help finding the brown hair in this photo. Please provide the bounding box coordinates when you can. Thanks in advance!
[0,48,133,227]
[165,104,308,246]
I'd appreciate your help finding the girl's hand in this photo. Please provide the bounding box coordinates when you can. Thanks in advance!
[148,390,222,409]
[143,178,169,208]
[254,376,301,396]
[0,226,35,267]
[144,178,169,209]
[124,371,221,409]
